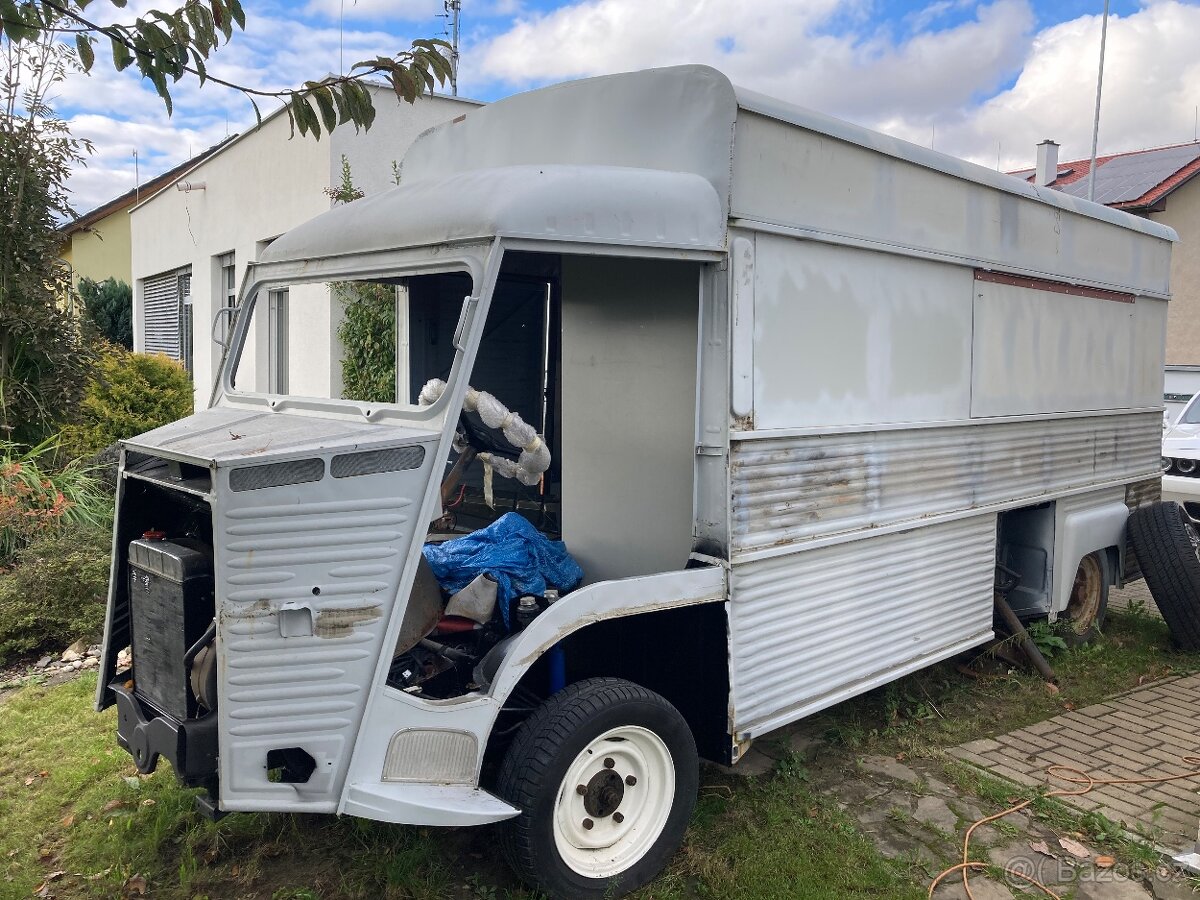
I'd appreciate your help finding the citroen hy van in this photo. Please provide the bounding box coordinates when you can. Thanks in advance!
[97,66,1173,898]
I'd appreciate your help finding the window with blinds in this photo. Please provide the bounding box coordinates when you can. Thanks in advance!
[142,267,190,358]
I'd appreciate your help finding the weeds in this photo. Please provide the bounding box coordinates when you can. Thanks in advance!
[814,609,1198,759]
[1026,620,1069,658]
[0,438,109,565]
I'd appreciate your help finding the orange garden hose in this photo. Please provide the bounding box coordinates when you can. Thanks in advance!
[928,756,1200,899]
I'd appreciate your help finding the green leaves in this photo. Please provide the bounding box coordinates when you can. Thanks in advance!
[0,0,41,43]
[109,32,133,71]
[272,38,454,139]
[75,35,95,71]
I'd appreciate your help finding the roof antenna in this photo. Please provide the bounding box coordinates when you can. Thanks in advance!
[133,149,139,203]
[339,0,344,76]
[1194,105,1197,142]
[1085,0,1110,202]
[996,140,1001,171]
[439,1,460,96]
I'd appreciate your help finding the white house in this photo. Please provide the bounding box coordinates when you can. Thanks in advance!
[130,85,479,408]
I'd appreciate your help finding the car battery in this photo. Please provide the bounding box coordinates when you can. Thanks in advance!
[127,537,214,719]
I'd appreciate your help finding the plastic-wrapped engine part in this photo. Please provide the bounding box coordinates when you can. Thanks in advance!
[418,379,550,486]
[422,513,583,629]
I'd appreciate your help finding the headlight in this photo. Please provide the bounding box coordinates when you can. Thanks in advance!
[1178,458,1198,476]
[1164,457,1175,473]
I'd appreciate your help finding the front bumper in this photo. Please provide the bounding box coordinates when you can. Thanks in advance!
[111,681,218,793]
[1162,475,1200,518]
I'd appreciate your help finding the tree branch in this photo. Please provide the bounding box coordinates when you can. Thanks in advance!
[37,0,425,100]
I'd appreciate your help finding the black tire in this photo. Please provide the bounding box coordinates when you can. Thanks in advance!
[1062,551,1111,646]
[495,677,698,900]
[1128,501,1200,650]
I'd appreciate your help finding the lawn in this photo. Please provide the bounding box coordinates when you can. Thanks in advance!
[0,602,1193,900]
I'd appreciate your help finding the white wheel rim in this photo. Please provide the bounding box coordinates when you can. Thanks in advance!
[552,725,675,878]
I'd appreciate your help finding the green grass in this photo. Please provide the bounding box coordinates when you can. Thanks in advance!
[943,761,1162,873]
[1,606,1193,899]
[810,607,1199,758]
[0,675,456,900]
[641,759,925,900]
[0,678,930,900]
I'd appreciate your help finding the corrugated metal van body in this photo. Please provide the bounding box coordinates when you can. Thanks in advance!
[726,411,1160,736]
[729,412,1163,558]
[721,98,1170,738]
[718,83,1171,738]
[729,516,996,737]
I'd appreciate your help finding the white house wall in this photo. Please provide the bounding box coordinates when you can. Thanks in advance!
[131,110,326,408]
[332,94,480,197]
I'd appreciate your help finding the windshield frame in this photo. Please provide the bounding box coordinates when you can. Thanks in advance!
[213,241,497,427]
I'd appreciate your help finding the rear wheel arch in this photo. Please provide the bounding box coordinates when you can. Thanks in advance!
[1062,549,1114,644]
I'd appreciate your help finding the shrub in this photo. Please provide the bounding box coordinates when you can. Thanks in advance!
[0,520,112,663]
[0,40,97,447]
[328,156,398,404]
[337,282,397,403]
[78,276,133,349]
[59,345,193,460]
[1,439,109,566]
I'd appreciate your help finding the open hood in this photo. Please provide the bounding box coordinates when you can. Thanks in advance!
[123,407,437,467]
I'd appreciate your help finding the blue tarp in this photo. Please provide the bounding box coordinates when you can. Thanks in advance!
[422,513,584,628]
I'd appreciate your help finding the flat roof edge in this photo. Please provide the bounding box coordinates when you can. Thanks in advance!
[733,86,1178,244]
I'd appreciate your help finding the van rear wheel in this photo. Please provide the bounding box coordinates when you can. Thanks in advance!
[1062,552,1110,646]
[496,677,697,900]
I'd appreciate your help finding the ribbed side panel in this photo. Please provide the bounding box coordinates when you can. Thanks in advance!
[731,412,1160,556]
[217,484,421,802]
[729,516,996,736]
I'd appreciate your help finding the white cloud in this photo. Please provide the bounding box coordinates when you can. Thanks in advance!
[31,0,1200,216]
[469,0,1031,120]
[467,0,1200,177]
[917,1,1200,172]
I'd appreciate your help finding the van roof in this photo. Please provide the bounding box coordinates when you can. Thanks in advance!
[261,66,1174,269]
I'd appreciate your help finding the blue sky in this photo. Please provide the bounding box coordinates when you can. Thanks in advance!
[44,0,1200,212]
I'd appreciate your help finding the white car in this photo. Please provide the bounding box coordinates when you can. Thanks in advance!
[1162,393,1200,516]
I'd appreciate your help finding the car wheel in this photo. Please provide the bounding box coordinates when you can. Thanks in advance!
[1128,501,1200,650]
[1062,551,1110,646]
[496,677,698,900]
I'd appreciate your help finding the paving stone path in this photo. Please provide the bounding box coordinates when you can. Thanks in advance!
[1109,583,1161,617]
[949,673,1200,850]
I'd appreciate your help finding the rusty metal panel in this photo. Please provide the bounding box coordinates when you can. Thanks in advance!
[1051,486,1128,616]
[729,516,995,737]
[730,412,1161,558]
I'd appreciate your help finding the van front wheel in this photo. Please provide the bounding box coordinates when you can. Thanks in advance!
[496,677,697,899]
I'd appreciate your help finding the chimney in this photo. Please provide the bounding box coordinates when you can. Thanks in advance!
[1035,140,1060,186]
